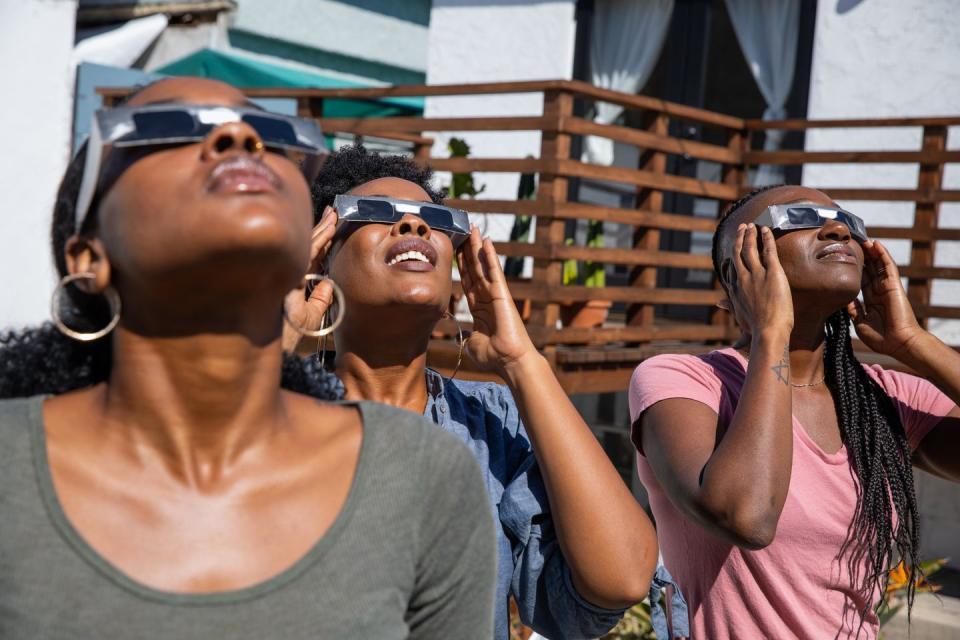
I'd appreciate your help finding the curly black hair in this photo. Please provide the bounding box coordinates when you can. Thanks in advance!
[712,186,921,628]
[310,143,446,221]
[0,102,342,401]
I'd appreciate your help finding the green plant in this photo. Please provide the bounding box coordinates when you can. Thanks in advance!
[562,220,606,288]
[877,557,948,627]
[601,601,656,640]
[447,137,485,199]
[504,170,536,278]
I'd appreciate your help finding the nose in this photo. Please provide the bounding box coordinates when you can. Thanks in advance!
[391,213,432,239]
[201,120,265,161]
[818,218,852,242]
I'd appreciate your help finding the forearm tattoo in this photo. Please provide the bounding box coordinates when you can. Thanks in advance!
[770,345,790,386]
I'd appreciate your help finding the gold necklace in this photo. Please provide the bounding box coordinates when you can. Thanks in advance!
[736,348,826,388]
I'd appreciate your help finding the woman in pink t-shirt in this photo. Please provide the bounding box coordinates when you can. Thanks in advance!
[630,185,960,639]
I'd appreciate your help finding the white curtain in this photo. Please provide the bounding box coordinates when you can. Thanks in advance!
[724,0,801,185]
[72,14,169,68]
[583,0,674,165]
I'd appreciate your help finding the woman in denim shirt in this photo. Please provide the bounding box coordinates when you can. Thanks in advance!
[286,145,657,639]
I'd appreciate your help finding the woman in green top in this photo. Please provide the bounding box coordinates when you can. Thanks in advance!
[0,77,495,639]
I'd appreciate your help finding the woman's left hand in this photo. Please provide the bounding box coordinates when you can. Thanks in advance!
[847,239,925,358]
[457,226,538,375]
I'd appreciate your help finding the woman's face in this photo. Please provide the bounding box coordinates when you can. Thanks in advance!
[718,185,865,303]
[326,177,454,314]
[89,77,313,308]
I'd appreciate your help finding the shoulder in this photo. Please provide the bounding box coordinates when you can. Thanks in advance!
[629,350,740,423]
[0,396,38,437]
[439,376,521,431]
[0,396,41,472]
[357,400,478,472]
[860,363,956,446]
[862,363,931,400]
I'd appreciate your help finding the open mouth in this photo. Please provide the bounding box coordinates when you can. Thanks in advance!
[815,242,857,264]
[207,155,280,194]
[385,238,437,271]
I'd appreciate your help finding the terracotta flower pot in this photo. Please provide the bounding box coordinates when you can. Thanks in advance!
[560,299,612,328]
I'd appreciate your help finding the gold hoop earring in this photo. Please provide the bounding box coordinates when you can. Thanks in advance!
[50,272,121,342]
[444,310,464,380]
[283,275,345,338]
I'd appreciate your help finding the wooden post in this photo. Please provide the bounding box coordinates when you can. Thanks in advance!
[627,113,669,328]
[710,127,747,332]
[529,89,573,350]
[907,125,947,328]
[296,97,324,119]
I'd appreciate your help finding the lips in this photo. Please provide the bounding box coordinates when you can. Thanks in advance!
[815,242,858,264]
[207,155,280,194]
[385,237,437,272]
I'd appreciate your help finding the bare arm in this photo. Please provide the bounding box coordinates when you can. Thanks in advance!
[642,224,795,549]
[848,240,960,480]
[458,227,656,610]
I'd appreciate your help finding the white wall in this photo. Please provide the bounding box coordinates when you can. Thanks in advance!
[0,1,78,330]
[803,0,960,345]
[805,0,960,565]
[425,0,577,241]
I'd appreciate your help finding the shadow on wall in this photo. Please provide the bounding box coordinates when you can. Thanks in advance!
[837,0,867,14]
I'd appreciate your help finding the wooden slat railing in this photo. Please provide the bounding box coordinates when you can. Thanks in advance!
[97,80,960,393]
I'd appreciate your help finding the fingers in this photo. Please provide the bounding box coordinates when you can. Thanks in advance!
[739,223,763,273]
[732,224,751,283]
[865,239,901,282]
[463,225,488,289]
[759,226,783,272]
[847,298,865,325]
[308,207,339,271]
[479,237,503,283]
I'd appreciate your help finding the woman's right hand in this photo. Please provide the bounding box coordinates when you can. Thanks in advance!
[282,207,338,353]
[723,223,794,341]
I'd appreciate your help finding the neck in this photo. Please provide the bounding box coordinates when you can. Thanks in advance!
[103,327,289,488]
[333,320,433,415]
[741,305,839,386]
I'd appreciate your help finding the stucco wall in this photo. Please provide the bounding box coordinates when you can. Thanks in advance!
[804,0,960,345]
[0,1,78,330]
[425,0,577,241]
[805,0,960,564]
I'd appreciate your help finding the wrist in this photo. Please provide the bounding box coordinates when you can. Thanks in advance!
[499,349,548,386]
[752,326,792,349]
[893,330,943,371]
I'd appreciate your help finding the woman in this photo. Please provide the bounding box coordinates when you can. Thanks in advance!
[288,145,658,640]
[0,78,495,638]
[629,184,960,639]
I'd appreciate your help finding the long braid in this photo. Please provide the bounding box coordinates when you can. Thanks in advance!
[825,310,921,619]
[711,187,922,625]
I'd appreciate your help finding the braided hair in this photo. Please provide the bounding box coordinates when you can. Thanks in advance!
[0,128,341,400]
[712,187,921,624]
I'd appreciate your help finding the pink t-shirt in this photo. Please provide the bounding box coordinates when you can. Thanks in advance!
[629,348,955,640]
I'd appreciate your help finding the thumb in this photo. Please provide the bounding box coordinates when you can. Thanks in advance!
[847,299,865,325]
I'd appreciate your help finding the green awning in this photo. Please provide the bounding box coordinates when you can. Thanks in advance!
[156,49,423,118]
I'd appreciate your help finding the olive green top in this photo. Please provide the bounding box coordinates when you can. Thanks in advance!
[0,396,495,639]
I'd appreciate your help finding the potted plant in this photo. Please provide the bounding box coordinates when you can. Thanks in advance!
[560,219,611,328]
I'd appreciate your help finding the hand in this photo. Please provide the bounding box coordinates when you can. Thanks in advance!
[282,207,338,353]
[847,239,924,358]
[457,226,538,375]
[721,224,794,341]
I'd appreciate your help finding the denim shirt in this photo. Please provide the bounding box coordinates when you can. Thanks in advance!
[421,369,625,640]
